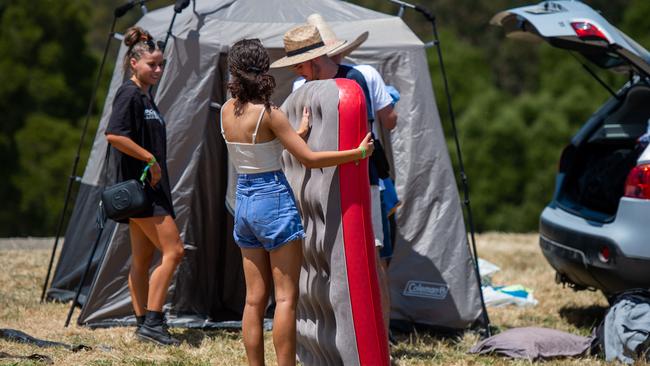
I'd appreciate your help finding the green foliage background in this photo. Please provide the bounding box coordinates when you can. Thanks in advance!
[0,0,647,235]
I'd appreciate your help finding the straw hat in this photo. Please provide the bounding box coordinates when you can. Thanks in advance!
[270,24,346,68]
[306,13,369,58]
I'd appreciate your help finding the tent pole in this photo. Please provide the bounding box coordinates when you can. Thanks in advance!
[150,10,177,100]
[150,0,190,98]
[161,0,191,52]
[40,14,120,303]
[161,12,178,53]
[388,0,492,337]
[423,6,492,339]
[64,209,107,327]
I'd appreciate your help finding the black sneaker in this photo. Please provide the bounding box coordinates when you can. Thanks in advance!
[135,314,169,331]
[135,310,179,346]
[135,315,145,329]
[136,323,180,346]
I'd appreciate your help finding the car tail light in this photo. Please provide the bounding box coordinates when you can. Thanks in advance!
[624,164,650,199]
[570,21,610,43]
[598,246,610,263]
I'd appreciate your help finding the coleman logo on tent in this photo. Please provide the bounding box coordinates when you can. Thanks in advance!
[403,280,449,300]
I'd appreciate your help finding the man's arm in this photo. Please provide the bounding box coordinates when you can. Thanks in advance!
[354,65,397,130]
[376,105,397,130]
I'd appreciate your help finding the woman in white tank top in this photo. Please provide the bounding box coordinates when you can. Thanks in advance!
[222,39,373,366]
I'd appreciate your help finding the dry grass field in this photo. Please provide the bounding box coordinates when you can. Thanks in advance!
[0,234,614,365]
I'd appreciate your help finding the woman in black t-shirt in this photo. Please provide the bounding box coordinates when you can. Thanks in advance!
[105,26,183,346]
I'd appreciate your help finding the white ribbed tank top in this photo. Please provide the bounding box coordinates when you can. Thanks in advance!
[220,99,284,174]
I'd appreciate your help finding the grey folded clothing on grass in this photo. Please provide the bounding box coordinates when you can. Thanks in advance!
[0,351,53,365]
[0,328,91,352]
[469,327,592,361]
[600,290,650,364]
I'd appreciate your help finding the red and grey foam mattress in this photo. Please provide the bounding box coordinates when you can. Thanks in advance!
[281,78,389,366]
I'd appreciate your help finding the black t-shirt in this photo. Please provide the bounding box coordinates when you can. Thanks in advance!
[105,79,174,219]
[335,64,381,185]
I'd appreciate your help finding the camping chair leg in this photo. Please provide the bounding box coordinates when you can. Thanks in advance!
[64,224,104,328]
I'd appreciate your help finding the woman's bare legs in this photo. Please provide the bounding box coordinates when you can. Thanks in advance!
[128,221,155,316]
[269,240,302,366]
[130,215,184,311]
[241,247,272,366]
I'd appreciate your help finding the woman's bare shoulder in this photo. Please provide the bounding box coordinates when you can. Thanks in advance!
[268,106,288,121]
[222,99,236,114]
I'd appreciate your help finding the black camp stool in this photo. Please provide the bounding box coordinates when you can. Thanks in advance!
[64,203,108,327]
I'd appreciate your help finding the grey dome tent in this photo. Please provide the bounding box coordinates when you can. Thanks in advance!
[47,0,483,332]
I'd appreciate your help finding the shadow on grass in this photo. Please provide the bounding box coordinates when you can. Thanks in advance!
[559,304,608,329]
[203,328,241,341]
[175,328,242,347]
[391,347,439,360]
[391,330,463,344]
[175,329,206,348]
[389,328,462,360]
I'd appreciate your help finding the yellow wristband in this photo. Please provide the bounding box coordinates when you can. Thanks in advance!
[147,157,157,167]
[359,146,367,159]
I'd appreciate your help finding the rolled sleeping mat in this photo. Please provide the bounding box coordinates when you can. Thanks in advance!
[281,78,389,366]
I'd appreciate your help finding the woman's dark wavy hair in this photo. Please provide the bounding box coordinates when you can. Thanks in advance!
[227,39,276,116]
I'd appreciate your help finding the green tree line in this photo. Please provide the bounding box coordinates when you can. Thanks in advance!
[0,0,648,235]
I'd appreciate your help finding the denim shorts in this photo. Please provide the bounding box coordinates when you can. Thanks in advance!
[234,170,306,251]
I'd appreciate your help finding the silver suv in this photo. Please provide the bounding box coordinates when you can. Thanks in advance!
[492,1,650,297]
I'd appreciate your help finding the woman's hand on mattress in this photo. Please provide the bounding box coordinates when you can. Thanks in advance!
[358,133,374,159]
[297,106,311,138]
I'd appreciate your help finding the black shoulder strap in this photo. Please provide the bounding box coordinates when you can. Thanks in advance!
[101,142,112,187]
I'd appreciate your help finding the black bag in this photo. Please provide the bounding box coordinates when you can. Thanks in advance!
[100,125,152,221]
[101,178,150,221]
[370,138,391,179]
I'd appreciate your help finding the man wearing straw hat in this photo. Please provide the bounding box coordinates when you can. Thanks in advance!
[293,15,400,268]
[294,14,398,134]
[271,20,397,342]
[270,24,373,124]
